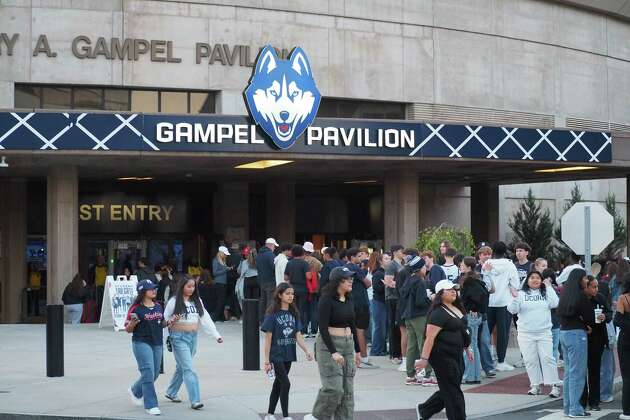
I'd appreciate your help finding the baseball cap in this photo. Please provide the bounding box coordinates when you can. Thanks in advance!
[434,279,460,294]
[321,246,328,254]
[303,241,315,253]
[329,266,354,282]
[265,237,279,247]
[136,279,157,292]
[219,245,231,255]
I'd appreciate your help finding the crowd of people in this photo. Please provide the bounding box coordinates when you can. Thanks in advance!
[116,237,630,420]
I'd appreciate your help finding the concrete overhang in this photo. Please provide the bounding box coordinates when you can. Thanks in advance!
[552,0,630,21]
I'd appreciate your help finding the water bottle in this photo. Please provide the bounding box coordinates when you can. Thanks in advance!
[266,365,275,382]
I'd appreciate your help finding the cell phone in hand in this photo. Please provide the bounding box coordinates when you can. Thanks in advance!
[130,313,139,321]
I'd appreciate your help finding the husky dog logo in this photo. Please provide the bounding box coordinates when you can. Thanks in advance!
[244,45,321,149]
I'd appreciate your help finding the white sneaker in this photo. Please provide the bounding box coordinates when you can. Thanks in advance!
[397,357,407,372]
[495,362,514,371]
[282,417,294,420]
[146,407,161,415]
[127,387,143,407]
[263,415,276,420]
[527,385,540,395]
[557,359,564,368]
[549,385,561,398]
[491,345,498,361]
[513,358,526,368]
[619,414,630,420]
[303,415,319,420]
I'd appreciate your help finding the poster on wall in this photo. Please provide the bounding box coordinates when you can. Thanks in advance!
[98,275,138,331]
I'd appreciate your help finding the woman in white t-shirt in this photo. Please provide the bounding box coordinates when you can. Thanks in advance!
[164,276,224,410]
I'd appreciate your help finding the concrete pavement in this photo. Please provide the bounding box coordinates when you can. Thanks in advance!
[0,322,619,420]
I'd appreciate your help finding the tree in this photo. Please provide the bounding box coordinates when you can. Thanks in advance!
[416,224,475,257]
[508,188,554,259]
[552,183,583,265]
[598,192,627,261]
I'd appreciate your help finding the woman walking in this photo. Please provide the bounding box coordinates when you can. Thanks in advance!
[369,252,391,357]
[125,280,177,416]
[459,257,488,385]
[415,280,471,420]
[558,268,595,418]
[614,273,630,419]
[262,282,314,420]
[211,246,231,321]
[507,271,561,398]
[239,247,259,299]
[62,273,88,324]
[304,266,362,420]
[164,276,224,410]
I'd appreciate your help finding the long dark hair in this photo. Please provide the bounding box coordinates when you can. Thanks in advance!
[522,270,546,298]
[266,282,299,318]
[322,275,350,299]
[460,257,478,286]
[71,273,85,294]
[172,275,205,318]
[132,288,154,307]
[557,268,587,317]
[428,288,466,317]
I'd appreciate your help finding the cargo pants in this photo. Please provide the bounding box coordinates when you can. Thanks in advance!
[312,334,356,420]
[406,315,433,378]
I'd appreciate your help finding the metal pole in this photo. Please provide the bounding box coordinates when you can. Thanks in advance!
[46,304,64,377]
[585,206,592,275]
[242,298,260,371]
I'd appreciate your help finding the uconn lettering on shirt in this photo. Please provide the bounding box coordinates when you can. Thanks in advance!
[524,293,547,302]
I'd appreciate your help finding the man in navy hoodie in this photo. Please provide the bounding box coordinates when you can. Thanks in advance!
[319,247,341,291]
[256,238,279,319]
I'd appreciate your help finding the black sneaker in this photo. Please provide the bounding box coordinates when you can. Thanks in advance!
[568,413,591,418]
[416,403,426,420]
[588,406,601,411]
[484,370,497,378]
[191,403,204,410]
[164,394,181,403]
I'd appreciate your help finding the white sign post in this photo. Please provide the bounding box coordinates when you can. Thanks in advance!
[98,275,138,331]
[561,202,614,274]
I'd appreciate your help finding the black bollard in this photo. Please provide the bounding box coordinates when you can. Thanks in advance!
[46,304,64,377]
[242,298,260,371]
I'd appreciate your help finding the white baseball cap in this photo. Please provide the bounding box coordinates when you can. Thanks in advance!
[303,241,315,253]
[218,245,230,255]
[265,237,279,247]
[321,246,328,254]
[434,279,459,294]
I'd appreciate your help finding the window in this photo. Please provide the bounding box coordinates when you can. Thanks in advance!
[74,88,103,110]
[131,90,158,113]
[317,98,406,120]
[160,91,188,114]
[14,84,216,114]
[15,85,41,109]
[42,87,71,109]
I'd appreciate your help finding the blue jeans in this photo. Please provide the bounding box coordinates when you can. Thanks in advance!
[464,313,482,381]
[600,344,616,401]
[370,299,388,356]
[560,329,588,416]
[166,331,200,404]
[479,317,494,373]
[131,340,163,410]
[551,328,560,362]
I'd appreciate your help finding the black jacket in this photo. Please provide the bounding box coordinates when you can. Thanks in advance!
[460,276,489,314]
[62,283,88,305]
[372,267,386,302]
[256,247,276,289]
[399,273,431,321]
[588,292,613,348]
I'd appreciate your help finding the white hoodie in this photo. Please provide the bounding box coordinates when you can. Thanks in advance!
[484,258,520,307]
[507,287,559,333]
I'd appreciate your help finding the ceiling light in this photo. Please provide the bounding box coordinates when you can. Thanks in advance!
[344,180,379,184]
[117,177,154,181]
[534,166,598,174]
[235,160,293,169]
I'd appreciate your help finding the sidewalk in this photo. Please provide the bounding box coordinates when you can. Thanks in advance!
[0,323,588,420]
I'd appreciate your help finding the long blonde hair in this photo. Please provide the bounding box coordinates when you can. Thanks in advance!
[216,251,227,265]
[247,248,257,269]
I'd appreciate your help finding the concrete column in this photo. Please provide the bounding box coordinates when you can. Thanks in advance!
[213,182,249,243]
[470,182,499,244]
[0,178,27,323]
[384,173,420,248]
[265,182,295,244]
[627,176,630,253]
[47,167,79,305]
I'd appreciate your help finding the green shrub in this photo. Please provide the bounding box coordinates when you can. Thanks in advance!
[416,224,475,256]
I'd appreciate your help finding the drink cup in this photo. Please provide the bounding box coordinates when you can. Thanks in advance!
[594,308,603,324]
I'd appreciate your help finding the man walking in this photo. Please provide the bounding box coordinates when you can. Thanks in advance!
[257,238,279,318]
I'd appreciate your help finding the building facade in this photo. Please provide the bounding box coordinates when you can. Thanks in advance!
[1,0,630,322]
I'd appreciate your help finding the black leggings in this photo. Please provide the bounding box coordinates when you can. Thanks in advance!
[244,276,260,299]
[268,361,292,417]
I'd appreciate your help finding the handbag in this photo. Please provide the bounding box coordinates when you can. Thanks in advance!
[166,335,173,352]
